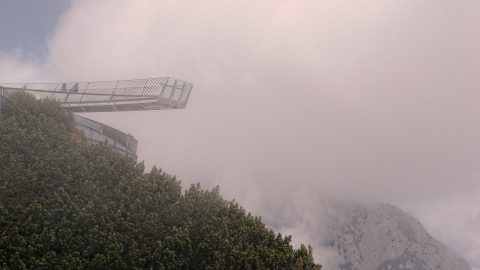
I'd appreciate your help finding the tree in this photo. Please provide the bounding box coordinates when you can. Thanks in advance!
[0,93,321,269]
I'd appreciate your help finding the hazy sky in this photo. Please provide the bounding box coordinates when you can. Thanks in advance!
[0,0,70,58]
[0,0,479,268]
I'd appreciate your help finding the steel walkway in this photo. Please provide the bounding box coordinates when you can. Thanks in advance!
[0,77,193,158]
[0,77,193,112]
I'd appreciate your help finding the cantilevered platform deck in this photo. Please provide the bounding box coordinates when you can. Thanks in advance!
[0,77,193,158]
[0,77,193,112]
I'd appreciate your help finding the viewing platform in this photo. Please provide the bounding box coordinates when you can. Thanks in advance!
[0,77,193,158]
[0,77,193,112]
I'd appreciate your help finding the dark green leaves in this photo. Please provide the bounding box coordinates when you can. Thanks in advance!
[0,93,321,270]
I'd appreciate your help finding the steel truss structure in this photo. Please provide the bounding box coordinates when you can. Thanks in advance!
[0,77,193,112]
[0,77,193,158]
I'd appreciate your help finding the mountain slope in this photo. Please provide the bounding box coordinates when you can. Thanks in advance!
[0,93,321,269]
[323,202,470,270]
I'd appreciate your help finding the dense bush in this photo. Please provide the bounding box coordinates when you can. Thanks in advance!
[0,93,321,269]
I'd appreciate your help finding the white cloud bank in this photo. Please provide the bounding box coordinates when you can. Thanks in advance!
[1,0,479,267]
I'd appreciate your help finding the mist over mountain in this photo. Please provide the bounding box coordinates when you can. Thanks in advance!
[1,0,480,268]
[321,202,471,270]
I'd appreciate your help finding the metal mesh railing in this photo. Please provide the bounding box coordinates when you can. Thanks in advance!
[0,77,193,104]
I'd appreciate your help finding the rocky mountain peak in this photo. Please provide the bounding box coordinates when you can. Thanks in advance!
[322,202,470,270]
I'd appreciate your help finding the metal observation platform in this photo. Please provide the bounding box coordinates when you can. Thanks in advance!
[0,77,193,158]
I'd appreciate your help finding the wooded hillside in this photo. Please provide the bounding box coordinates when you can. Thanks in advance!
[0,93,321,269]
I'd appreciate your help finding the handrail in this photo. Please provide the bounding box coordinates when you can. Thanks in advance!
[0,77,193,111]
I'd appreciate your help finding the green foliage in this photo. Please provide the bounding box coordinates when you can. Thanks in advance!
[0,93,321,269]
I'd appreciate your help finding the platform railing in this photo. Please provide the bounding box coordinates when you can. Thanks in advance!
[0,77,193,105]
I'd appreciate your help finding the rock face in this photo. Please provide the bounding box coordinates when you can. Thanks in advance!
[323,202,471,270]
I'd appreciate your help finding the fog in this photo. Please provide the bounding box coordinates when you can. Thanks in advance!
[1,0,479,267]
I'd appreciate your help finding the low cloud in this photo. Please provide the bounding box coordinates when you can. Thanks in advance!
[1,0,479,266]
[0,52,43,82]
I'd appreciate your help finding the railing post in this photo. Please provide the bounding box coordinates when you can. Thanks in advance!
[50,83,59,99]
[109,81,119,100]
[169,79,178,102]
[140,78,149,97]
[177,82,186,106]
[159,78,168,98]
[64,84,70,102]
[183,84,193,106]
[80,82,90,102]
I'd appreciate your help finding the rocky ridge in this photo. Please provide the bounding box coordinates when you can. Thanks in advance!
[322,202,471,270]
